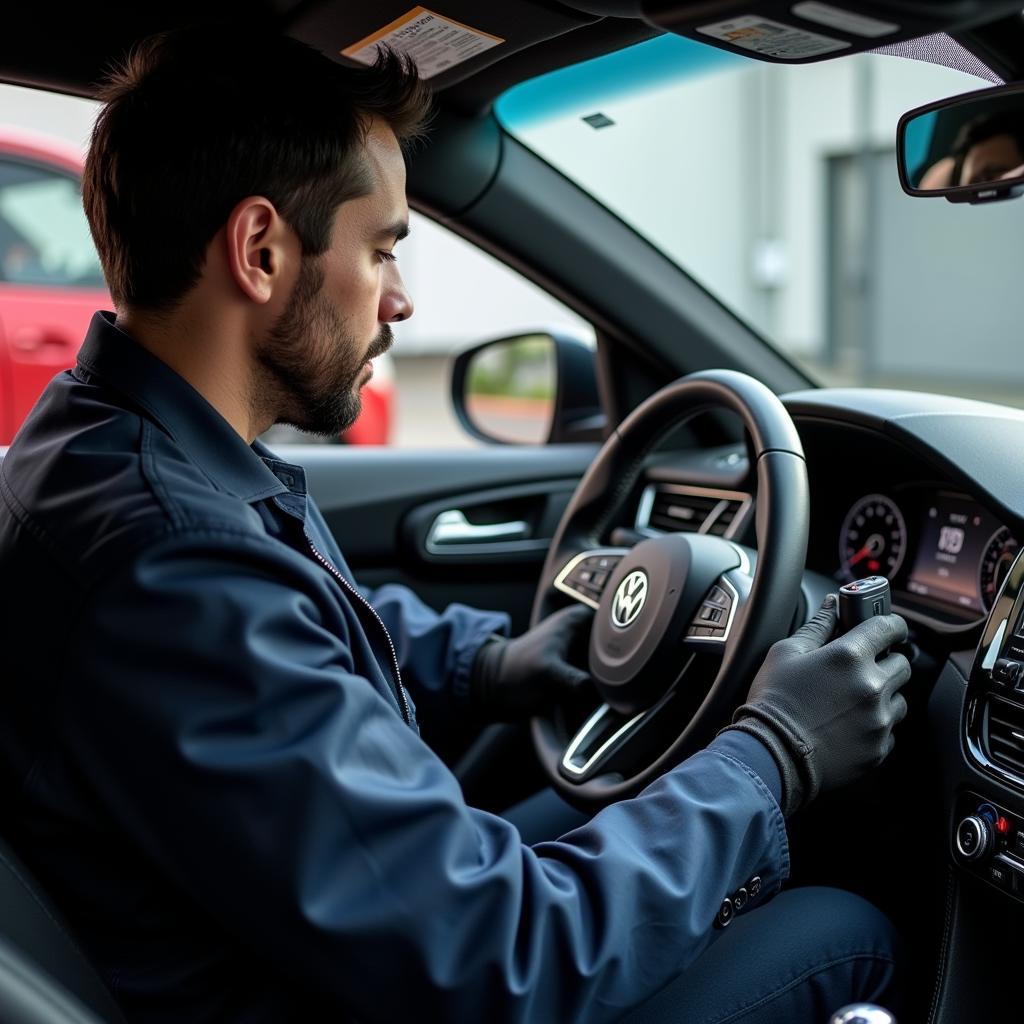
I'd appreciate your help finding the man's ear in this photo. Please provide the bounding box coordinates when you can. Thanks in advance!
[224,196,292,304]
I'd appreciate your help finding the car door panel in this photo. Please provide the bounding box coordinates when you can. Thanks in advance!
[297,443,599,631]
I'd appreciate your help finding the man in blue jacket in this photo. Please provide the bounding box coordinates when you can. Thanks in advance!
[0,26,909,1023]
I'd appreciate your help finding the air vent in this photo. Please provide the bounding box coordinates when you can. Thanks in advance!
[636,484,752,540]
[986,698,1024,778]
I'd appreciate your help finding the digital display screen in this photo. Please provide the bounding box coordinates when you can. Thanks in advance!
[907,493,1000,613]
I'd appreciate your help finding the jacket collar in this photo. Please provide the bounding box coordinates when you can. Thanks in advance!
[75,311,292,503]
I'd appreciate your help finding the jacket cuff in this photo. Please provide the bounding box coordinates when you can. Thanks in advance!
[452,629,508,704]
[708,730,783,807]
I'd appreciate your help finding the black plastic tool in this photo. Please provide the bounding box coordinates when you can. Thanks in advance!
[838,576,891,634]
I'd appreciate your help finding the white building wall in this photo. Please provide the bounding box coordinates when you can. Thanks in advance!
[0,85,96,152]
[772,55,986,356]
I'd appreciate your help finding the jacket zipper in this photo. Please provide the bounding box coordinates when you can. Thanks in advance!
[305,536,412,726]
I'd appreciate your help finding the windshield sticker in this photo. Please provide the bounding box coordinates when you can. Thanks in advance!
[341,7,504,79]
[698,15,850,59]
[792,2,898,38]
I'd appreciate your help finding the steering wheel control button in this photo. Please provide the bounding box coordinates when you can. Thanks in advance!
[956,815,992,862]
[686,584,736,641]
[715,897,735,928]
[747,875,762,897]
[558,552,627,606]
[732,886,749,911]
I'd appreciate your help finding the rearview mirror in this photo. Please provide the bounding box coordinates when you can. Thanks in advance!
[898,82,1024,203]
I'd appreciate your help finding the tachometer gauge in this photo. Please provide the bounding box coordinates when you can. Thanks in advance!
[980,526,1019,611]
[839,494,907,582]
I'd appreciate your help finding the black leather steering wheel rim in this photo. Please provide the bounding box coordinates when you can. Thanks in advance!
[530,369,809,808]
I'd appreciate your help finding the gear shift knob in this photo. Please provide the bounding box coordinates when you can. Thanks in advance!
[830,1005,896,1024]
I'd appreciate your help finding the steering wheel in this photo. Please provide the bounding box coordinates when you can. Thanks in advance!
[530,369,809,809]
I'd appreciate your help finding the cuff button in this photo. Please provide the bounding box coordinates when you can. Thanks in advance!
[732,886,749,911]
[748,875,762,897]
[716,897,735,928]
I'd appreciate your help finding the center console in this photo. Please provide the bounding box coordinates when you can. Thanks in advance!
[960,547,1024,895]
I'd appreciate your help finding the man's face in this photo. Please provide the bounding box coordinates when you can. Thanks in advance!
[960,133,1024,186]
[256,118,413,437]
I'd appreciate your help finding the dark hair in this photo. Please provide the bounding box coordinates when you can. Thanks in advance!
[83,27,432,311]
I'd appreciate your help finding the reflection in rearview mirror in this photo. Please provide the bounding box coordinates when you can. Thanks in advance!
[898,83,1024,203]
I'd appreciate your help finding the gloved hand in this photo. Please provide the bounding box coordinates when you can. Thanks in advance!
[470,604,593,719]
[723,594,911,817]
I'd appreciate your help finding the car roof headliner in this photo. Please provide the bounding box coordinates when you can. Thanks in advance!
[1,1,1021,114]
[0,1,654,113]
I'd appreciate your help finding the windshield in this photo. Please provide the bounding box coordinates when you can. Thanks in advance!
[496,35,1022,406]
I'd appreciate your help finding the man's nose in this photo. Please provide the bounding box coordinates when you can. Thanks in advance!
[380,266,414,323]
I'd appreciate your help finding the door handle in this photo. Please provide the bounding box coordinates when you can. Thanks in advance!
[427,509,530,548]
[11,327,76,354]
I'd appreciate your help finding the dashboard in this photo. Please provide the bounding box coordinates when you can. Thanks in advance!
[639,388,1024,637]
[795,401,1024,634]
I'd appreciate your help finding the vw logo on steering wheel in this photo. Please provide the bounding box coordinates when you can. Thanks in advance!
[611,570,649,628]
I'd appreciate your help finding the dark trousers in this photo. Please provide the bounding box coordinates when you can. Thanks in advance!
[504,789,901,1024]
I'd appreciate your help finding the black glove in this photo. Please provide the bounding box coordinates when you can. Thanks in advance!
[723,594,911,817]
[470,604,593,719]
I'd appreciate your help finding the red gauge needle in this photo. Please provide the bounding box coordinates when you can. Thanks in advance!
[848,544,873,566]
[848,536,884,567]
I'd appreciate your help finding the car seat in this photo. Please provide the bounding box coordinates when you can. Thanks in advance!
[0,835,125,1023]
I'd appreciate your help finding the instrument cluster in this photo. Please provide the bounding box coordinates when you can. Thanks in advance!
[836,487,1018,623]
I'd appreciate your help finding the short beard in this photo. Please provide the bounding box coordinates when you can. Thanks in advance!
[254,258,392,438]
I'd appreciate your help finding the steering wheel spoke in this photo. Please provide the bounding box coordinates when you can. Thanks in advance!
[560,655,696,782]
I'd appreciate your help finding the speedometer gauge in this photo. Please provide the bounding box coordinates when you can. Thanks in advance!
[839,494,907,582]
[980,526,1019,611]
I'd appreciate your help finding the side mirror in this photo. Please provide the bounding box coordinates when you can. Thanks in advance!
[451,329,604,445]
[898,82,1024,204]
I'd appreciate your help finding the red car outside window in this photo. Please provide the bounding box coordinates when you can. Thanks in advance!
[0,128,392,446]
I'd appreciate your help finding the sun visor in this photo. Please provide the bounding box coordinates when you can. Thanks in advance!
[286,2,597,90]
[576,1,1024,64]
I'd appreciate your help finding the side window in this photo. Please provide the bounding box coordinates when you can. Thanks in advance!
[386,213,595,448]
[0,84,595,450]
[265,212,596,449]
[0,159,104,288]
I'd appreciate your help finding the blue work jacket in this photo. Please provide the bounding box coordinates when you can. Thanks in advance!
[0,312,789,1022]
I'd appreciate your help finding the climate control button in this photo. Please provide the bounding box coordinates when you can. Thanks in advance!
[956,815,994,862]
[994,659,1023,687]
